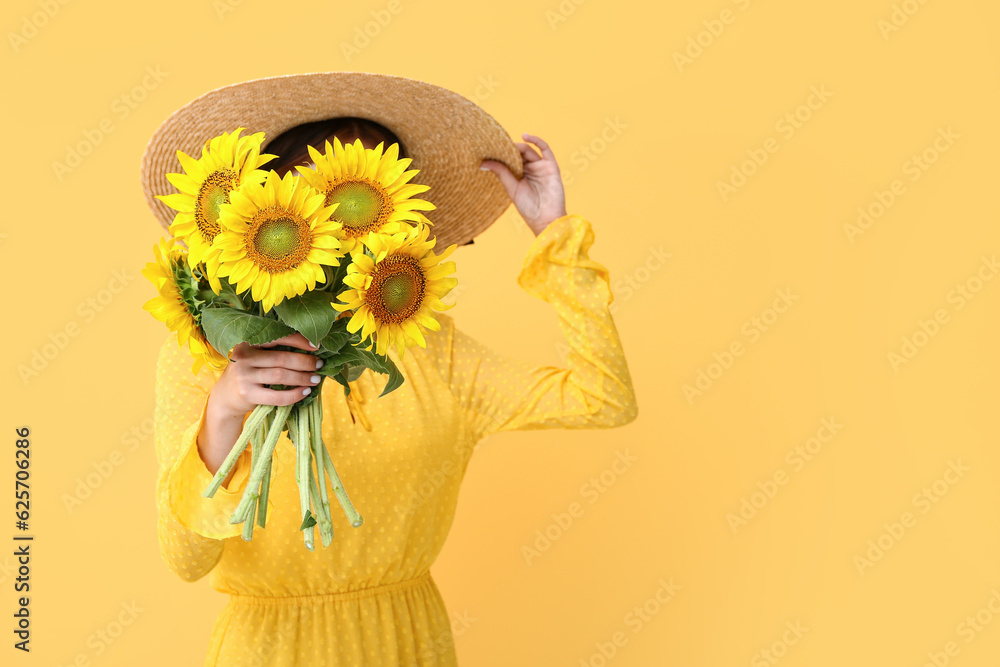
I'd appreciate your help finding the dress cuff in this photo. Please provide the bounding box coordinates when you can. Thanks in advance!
[165,395,268,540]
[516,213,613,304]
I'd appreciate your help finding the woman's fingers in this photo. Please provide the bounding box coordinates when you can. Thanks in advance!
[246,347,323,373]
[479,159,520,201]
[232,332,322,371]
[250,365,321,390]
[255,331,318,352]
[516,142,543,162]
[246,384,317,407]
[230,354,322,407]
[521,133,557,162]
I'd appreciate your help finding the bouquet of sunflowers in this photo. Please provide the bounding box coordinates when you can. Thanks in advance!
[142,128,458,550]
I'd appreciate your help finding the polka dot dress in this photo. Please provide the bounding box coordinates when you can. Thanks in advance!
[152,214,639,666]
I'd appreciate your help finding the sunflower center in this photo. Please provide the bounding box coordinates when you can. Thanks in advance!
[195,169,237,241]
[366,255,425,323]
[246,206,311,273]
[325,180,389,236]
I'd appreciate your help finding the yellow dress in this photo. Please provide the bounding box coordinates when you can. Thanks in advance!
[153,213,639,666]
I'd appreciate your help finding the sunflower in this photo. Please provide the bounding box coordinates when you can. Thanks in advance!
[294,137,436,255]
[332,222,458,359]
[156,127,276,294]
[213,169,346,314]
[142,236,229,375]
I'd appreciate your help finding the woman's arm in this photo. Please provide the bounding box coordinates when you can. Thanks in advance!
[433,213,639,441]
[153,333,253,582]
[153,330,325,582]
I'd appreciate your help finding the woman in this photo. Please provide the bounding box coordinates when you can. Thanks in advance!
[147,72,638,666]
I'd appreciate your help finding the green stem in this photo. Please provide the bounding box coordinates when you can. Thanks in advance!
[255,413,273,529]
[294,409,315,551]
[241,489,258,540]
[309,399,334,547]
[320,411,363,528]
[203,404,273,498]
[306,446,332,548]
[231,404,292,522]
[238,427,258,533]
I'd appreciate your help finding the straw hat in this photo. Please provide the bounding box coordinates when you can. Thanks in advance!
[139,71,524,249]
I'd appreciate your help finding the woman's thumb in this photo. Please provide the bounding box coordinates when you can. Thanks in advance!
[479,159,519,200]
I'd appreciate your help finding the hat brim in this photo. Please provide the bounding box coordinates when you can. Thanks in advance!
[139,71,523,249]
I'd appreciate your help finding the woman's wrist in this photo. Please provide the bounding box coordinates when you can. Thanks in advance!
[206,387,248,424]
[206,370,251,422]
[199,387,249,483]
[530,207,570,236]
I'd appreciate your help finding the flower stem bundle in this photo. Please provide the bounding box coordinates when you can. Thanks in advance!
[143,128,458,549]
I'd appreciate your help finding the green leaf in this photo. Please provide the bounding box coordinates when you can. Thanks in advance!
[202,307,296,358]
[329,372,350,394]
[319,330,351,356]
[299,510,317,531]
[273,291,340,348]
[376,355,404,397]
[316,342,405,398]
[342,363,366,382]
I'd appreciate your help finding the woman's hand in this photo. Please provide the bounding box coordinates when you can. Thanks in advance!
[480,132,569,236]
[211,332,324,418]
[198,332,323,481]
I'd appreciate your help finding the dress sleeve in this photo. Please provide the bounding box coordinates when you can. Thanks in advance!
[153,332,259,582]
[438,213,639,441]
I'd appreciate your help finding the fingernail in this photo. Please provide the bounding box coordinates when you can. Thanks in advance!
[315,359,323,369]
[302,387,312,396]
[308,340,318,348]
[310,374,320,384]
[479,165,490,171]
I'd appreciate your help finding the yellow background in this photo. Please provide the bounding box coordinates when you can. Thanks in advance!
[3,0,999,664]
